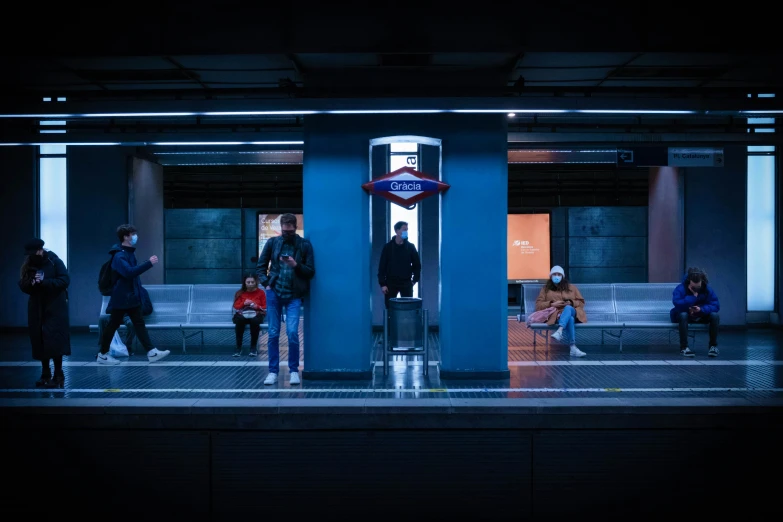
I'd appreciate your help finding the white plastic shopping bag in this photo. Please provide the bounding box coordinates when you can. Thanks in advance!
[109,331,129,357]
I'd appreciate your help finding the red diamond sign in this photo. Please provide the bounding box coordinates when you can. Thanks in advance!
[362,166,450,208]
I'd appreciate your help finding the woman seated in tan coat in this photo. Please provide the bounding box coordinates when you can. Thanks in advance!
[534,265,587,357]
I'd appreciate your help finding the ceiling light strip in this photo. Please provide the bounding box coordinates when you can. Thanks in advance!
[3,108,780,119]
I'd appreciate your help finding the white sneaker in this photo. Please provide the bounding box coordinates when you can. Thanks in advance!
[96,352,121,365]
[570,345,586,357]
[147,348,171,363]
[551,329,563,342]
[289,372,300,385]
[264,373,278,385]
[516,314,522,323]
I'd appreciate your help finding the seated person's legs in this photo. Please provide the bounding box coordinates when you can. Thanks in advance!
[676,312,690,349]
[233,314,248,356]
[698,312,720,353]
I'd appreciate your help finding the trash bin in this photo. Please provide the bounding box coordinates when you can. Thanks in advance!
[387,297,423,350]
[383,297,428,376]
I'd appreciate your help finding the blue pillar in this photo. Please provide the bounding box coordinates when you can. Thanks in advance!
[438,116,509,379]
[302,116,373,379]
[302,114,508,380]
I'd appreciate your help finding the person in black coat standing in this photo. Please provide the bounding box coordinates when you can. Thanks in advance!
[18,238,71,388]
[377,221,422,309]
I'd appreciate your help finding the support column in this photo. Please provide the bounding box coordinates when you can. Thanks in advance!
[129,157,165,284]
[438,116,509,379]
[648,166,684,282]
[301,114,508,380]
[302,115,373,379]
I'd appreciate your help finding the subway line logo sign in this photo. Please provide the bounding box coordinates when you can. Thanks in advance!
[362,166,450,208]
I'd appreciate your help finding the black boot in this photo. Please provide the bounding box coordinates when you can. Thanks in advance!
[35,371,52,387]
[49,371,65,389]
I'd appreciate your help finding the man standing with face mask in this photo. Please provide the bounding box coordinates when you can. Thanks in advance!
[257,214,316,385]
[96,224,170,365]
[378,221,422,309]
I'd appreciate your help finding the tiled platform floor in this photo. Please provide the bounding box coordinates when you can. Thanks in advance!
[1,328,783,407]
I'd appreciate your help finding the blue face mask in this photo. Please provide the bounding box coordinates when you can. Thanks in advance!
[130,234,138,246]
[401,231,408,240]
[551,275,562,284]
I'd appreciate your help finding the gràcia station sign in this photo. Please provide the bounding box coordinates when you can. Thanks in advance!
[362,166,450,208]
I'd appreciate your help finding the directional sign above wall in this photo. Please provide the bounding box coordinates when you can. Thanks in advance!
[667,147,724,167]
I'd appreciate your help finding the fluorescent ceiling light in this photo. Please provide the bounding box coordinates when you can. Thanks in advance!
[0,142,121,146]
[153,150,303,155]
[327,110,445,114]
[150,141,304,146]
[454,109,569,114]
[577,110,696,114]
[0,108,746,118]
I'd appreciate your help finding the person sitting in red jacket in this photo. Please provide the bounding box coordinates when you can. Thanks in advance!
[232,273,267,357]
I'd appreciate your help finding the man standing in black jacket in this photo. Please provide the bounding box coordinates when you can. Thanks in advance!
[378,221,422,309]
[256,213,315,385]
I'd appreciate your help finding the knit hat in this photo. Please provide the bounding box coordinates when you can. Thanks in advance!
[24,238,44,255]
[549,265,565,277]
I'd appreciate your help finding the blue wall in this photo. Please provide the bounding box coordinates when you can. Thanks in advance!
[0,148,36,327]
[164,209,243,284]
[67,147,131,327]
[685,146,746,326]
[163,207,287,286]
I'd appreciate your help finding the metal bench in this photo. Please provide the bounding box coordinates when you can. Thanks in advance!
[181,284,268,352]
[90,285,191,348]
[613,283,707,350]
[90,284,268,352]
[522,283,624,350]
[519,282,708,352]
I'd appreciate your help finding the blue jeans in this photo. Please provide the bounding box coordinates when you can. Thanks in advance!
[266,289,302,374]
[557,305,577,345]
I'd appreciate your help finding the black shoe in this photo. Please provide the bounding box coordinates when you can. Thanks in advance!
[35,373,52,387]
[49,372,65,389]
[232,350,242,358]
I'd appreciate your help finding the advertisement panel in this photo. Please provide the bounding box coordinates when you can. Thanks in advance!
[507,213,551,284]
[257,213,304,256]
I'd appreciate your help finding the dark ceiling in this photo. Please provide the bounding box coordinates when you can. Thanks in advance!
[2,3,782,101]
[0,3,779,147]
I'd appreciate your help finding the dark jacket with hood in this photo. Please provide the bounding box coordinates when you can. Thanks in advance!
[107,244,154,311]
[670,274,720,322]
[256,235,316,298]
[18,250,71,360]
[378,236,421,287]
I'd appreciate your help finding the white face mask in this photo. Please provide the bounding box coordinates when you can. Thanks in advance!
[130,234,138,246]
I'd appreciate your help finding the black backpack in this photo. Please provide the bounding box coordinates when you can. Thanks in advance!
[98,253,116,296]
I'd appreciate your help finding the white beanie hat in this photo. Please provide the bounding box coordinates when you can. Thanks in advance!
[550,265,565,277]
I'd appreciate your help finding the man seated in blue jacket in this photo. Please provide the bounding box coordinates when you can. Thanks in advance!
[670,267,720,358]
[96,224,170,365]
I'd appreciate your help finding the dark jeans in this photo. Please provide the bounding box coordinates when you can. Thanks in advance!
[233,313,264,350]
[384,283,413,309]
[677,311,720,348]
[97,315,136,351]
[100,306,153,354]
